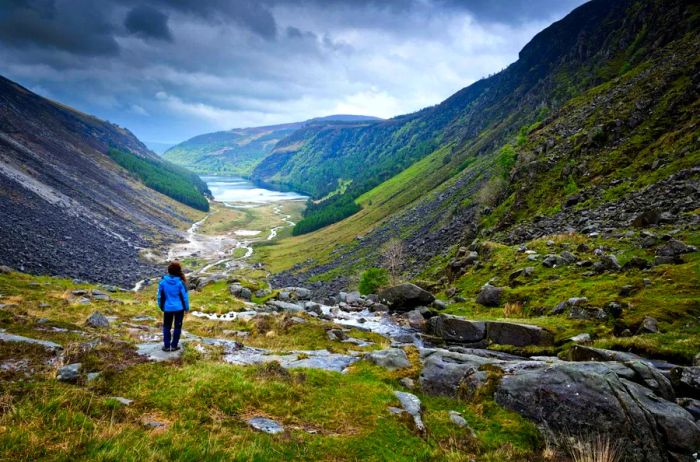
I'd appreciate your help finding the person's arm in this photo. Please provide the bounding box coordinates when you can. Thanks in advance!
[157,283,166,311]
[179,282,190,311]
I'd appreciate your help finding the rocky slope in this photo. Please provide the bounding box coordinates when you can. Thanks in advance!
[164,115,381,178]
[261,0,699,292]
[0,76,202,286]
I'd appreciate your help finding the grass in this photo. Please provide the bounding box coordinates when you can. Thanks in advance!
[0,271,544,461]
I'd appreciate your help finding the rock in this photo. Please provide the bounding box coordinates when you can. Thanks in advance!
[638,316,659,334]
[71,289,87,296]
[86,372,101,382]
[657,239,696,258]
[255,289,271,298]
[267,300,303,312]
[623,257,651,270]
[632,209,662,227]
[670,366,700,399]
[109,397,133,406]
[448,411,472,433]
[419,349,493,397]
[599,254,621,271]
[476,284,503,307]
[428,315,486,344]
[677,397,700,420]
[406,309,427,330]
[568,305,608,321]
[486,322,553,347]
[695,353,700,367]
[247,416,284,434]
[85,311,110,328]
[625,360,675,401]
[136,343,183,362]
[282,287,312,300]
[605,301,624,318]
[378,283,435,311]
[142,418,167,430]
[91,289,110,301]
[0,332,63,351]
[345,291,362,305]
[229,284,252,301]
[0,265,13,273]
[619,285,638,297]
[399,377,415,389]
[542,254,566,268]
[327,329,347,341]
[304,302,322,316]
[494,362,700,460]
[560,251,577,263]
[366,348,411,370]
[432,299,447,310]
[394,391,424,432]
[569,333,592,344]
[387,406,404,415]
[56,363,82,382]
[567,345,641,363]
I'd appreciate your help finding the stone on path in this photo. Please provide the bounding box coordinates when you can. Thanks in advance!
[136,343,184,362]
[247,416,284,434]
[365,348,411,370]
[394,391,425,432]
[0,332,63,351]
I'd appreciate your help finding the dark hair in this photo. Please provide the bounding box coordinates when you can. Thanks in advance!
[167,261,187,285]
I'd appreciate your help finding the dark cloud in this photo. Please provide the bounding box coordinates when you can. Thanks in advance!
[124,5,173,42]
[0,0,587,143]
[0,0,119,56]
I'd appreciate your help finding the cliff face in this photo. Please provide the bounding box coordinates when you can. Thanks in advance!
[0,76,197,286]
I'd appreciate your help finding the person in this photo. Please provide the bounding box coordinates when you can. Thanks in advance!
[157,261,190,352]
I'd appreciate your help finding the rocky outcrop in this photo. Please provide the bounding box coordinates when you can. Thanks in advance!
[365,348,411,370]
[427,314,553,347]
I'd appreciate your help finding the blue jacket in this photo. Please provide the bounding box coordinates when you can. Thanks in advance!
[157,275,190,312]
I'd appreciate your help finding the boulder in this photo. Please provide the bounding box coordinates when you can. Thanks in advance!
[229,284,252,301]
[428,314,486,344]
[378,283,435,311]
[677,397,700,421]
[282,287,312,300]
[486,322,553,347]
[599,254,622,271]
[494,362,700,461]
[57,363,82,382]
[365,348,411,370]
[345,291,362,305]
[85,311,110,328]
[419,349,494,397]
[476,284,503,307]
[542,254,566,268]
[267,300,303,312]
[406,309,427,330]
[432,299,447,310]
[567,345,641,363]
[638,316,659,334]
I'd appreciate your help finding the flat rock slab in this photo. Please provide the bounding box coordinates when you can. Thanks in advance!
[0,332,63,351]
[136,343,184,362]
[365,348,411,370]
[247,417,284,434]
[486,321,553,347]
[223,348,358,372]
[428,315,486,343]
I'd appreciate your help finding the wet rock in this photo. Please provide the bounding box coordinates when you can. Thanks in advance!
[345,291,362,305]
[428,315,486,344]
[366,348,411,370]
[57,363,82,382]
[494,362,700,461]
[267,300,303,312]
[638,316,659,334]
[85,311,110,329]
[378,283,435,311]
[670,367,700,399]
[486,322,553,347]
[406,309,427,330]
[247,416,284,434]
[476,284,502,307]
[0,332,63,351]
[394,391,424,432]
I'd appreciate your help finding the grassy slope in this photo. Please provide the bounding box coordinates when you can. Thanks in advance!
[0,271,541,461]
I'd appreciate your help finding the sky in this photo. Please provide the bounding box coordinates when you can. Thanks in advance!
[0,0,587,146]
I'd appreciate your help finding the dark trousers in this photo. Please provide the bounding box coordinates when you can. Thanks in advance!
[163,310,184,348]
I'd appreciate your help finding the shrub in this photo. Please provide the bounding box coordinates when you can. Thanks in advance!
[476,176,508,207]
[359,268,389,295]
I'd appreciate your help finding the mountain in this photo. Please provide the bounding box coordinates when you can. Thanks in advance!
[0,75,208,286]
[163,115,381,177]
[258,0,699,291]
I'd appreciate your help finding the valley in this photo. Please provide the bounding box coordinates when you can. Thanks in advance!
[0,0,699,460]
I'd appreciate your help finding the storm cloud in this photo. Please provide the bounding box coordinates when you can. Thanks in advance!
[0,0,586,146]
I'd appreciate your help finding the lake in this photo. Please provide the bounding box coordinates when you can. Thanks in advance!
[202,176,308,204]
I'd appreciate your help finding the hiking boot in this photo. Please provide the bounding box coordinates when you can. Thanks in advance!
[162,346,171,352]
[170,345,181,351]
